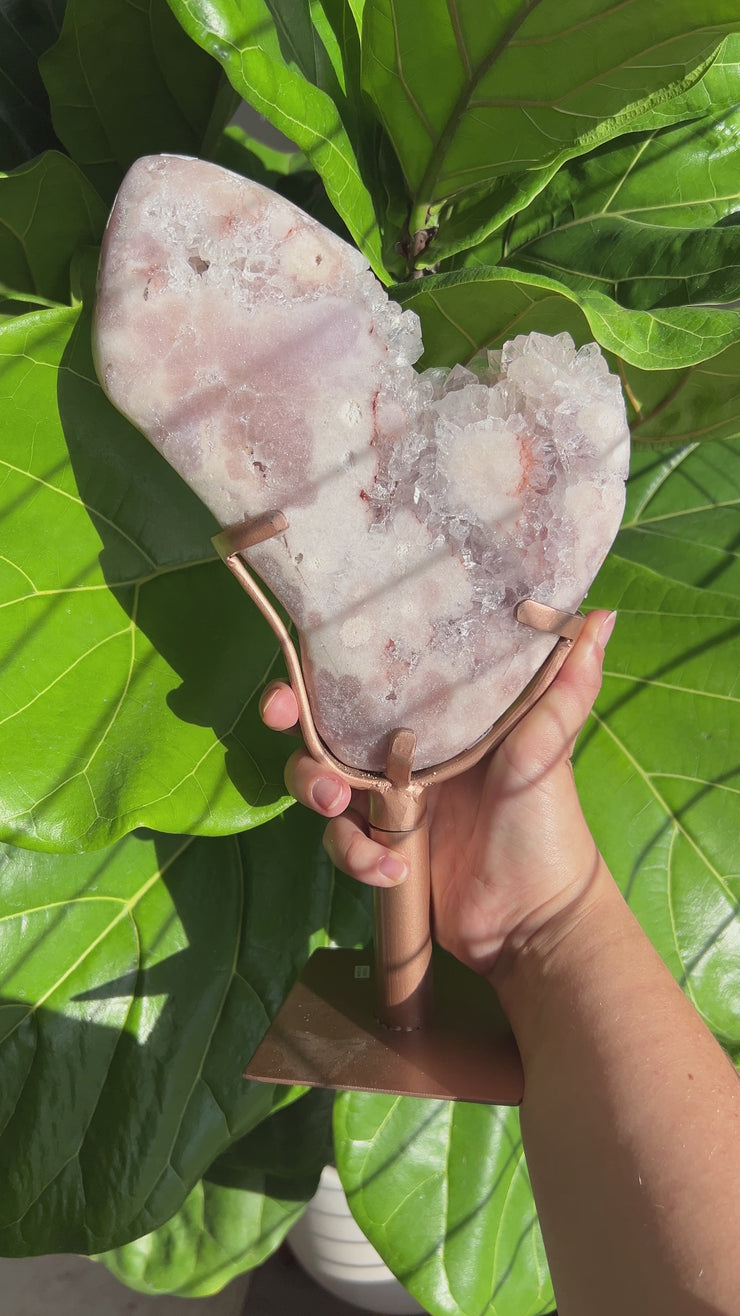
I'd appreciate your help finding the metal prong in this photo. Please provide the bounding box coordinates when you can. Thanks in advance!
[515,599,585,641]
[385,728,416,789]
[212,510,289,560]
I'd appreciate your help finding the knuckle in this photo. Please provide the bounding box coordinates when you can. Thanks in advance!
[284,748,312,798]
[344,829,374,877]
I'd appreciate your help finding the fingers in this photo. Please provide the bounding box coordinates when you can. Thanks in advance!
[261,687,355,817]
[501,609,616,785]
[284,746,352,816]
[282,747,409,886]
[324,814,410,887]
[554,607,615,724]
[259,681,300,732]
[261,683,409,886]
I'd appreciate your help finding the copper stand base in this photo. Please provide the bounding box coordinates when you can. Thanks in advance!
[244,946,523,1105]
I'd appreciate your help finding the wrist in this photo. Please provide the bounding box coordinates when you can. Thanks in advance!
[488,856,622,1026]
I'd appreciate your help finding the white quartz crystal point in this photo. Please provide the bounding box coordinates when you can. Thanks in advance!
[93,154,630,773]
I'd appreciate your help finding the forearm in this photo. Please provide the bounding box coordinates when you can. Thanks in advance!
[491,864,740,1316]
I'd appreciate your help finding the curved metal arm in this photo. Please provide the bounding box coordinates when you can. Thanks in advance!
[213,515,584,1030]
[213,518,583,798]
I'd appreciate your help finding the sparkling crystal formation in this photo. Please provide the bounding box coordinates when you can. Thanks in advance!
[94,155,630,772]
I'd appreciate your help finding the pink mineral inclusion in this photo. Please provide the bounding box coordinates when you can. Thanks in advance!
[94,155,630,772]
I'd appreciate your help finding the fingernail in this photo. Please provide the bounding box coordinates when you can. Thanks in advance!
[311,778,344,812]
[377,854,409,883]
[597,610,617,650]
[260,687,280,716]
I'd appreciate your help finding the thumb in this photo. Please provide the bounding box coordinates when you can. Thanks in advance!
[500,609,616,786]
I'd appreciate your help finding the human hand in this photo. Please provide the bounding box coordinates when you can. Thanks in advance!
[260,610,616,978]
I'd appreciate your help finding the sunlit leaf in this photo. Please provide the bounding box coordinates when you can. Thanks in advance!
[430,95,740,368]
[396,265,740,372]
[584,439,740,1050]
[40,0,235,201]
[99,1089,335,1295]
[576,292,740,371]
[335,1096,552,1316]
[0,304,294,849]
[580,600,740,1052]
[0,811,369,1255]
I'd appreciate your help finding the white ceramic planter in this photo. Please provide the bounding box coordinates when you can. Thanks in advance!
[289,1165,425,1314]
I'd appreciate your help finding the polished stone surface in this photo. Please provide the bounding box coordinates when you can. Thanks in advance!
[95,156,629,772]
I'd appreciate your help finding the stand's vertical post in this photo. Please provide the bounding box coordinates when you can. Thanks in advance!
[369,729,433,1031]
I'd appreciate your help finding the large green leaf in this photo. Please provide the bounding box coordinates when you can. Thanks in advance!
[427,31,740,269]
[335,1096,552,1316]
[574,293,740,372]
[497,109,740,320]
[336,438,740,1315]
[0,304,296,850]
[622,341,740,447]
[580,592,740,1050]
[396,265,740,374]
[0,809,369,1255]
[361,0,738,238]
[458,89,740,275]
[426,99,740,367]
[395,267,593,367]
[0,0,65,170]
[617,440,740,597]
[39,0,236,202]
[588,443,740,1043]
[100,1088,335,1296]
[622,31,740,133]
[167,0,389,278]
[0,152,107,306]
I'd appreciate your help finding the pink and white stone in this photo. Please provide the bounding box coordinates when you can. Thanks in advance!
[93,155,630,772]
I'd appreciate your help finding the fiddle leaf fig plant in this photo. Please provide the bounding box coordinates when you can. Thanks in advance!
[0,2,739,1312]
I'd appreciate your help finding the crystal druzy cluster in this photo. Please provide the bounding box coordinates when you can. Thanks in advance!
[94,155,630,772]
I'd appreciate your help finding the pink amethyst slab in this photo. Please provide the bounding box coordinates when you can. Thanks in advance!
[93,155,630,773]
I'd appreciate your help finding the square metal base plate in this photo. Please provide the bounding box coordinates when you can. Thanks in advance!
[244,947,523,1104]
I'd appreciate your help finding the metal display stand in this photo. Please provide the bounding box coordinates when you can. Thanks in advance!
[213,514,584,1104]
